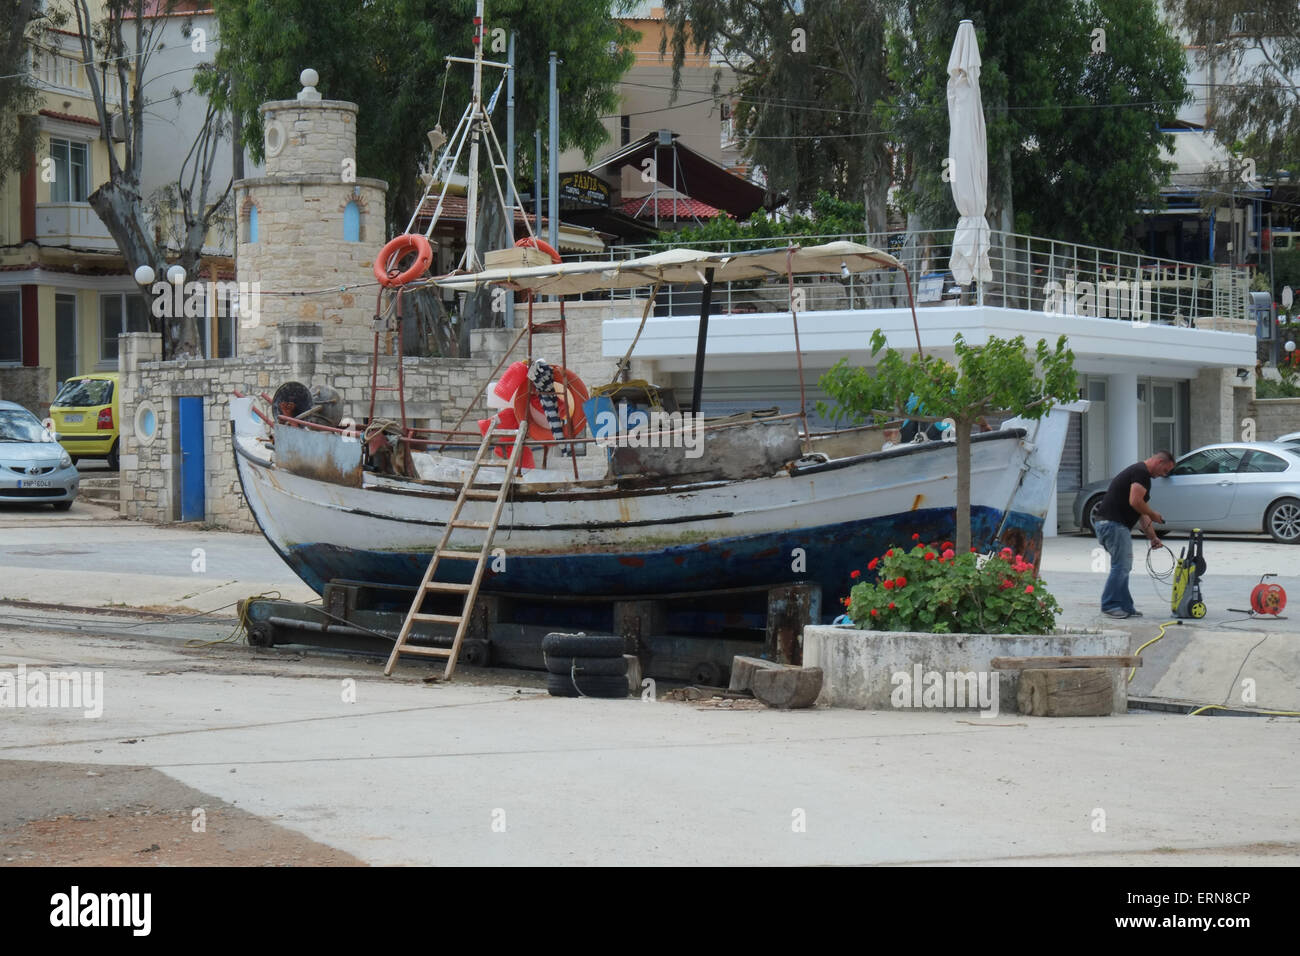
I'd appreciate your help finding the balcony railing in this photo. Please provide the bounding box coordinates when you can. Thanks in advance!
[35,203,119,252]
[580,230,1253,330]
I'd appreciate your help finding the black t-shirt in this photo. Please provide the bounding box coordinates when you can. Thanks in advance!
[1095,462,1152,529]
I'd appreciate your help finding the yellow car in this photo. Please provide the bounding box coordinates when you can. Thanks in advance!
[50,373,120,470]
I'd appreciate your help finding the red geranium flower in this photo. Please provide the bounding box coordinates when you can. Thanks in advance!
[870,608,879,617]
[942,548,955,560]
[1025,584,1034,594]
[912,533,920,540]
[924,552,936,561]
[867,557,879,571]
[845,597,852,607]
[942,541,953,550]
[895,576,907,587]
[850,569,861,579]
[883,579,895,590]
[888,602,896,610]
[886,549,895,557]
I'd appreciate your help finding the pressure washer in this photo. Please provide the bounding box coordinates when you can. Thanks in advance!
[1169,529,1207,620]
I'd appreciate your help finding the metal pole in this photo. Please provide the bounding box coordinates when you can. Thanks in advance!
[548,52,559,257]
[505,32,516,328]
[464,0,486,272]
[690,268,715,414]
[535,129,542,230]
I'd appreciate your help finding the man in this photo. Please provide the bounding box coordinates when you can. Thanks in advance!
[1093,451,1177,619]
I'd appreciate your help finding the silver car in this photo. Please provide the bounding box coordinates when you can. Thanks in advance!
[0,400,80,510]
[1073,442,1300,544]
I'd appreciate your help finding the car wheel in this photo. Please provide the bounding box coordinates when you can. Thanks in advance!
[1081,494,1105,535]
[51,501,73,512]
[106,441,119,471]
[1264,498,1300,544]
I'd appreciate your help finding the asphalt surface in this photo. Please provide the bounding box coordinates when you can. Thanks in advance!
[0,503,1297,866]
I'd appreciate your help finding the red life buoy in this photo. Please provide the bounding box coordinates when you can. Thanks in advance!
[374,234,433,287]
[515,236,562,264]
[509,366,590,442]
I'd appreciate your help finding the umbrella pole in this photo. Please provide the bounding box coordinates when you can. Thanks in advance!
[689,268,715,414]
[785,249,810,451]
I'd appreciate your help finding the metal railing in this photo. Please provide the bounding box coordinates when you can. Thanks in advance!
[567,230,1253,327]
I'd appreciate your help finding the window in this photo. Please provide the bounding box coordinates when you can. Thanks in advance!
[0,291,21,364]
[247,205,259,243]
[343,201,360,242]
[99,293,150,362]
[1171,448,1246,476]
[1242,451,1289,473]
[50,139,89,203]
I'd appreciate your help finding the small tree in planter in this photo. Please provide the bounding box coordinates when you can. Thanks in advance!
[819,331,1077,554]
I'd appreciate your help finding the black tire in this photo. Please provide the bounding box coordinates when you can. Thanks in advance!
[546,672,629,698]
[51,501,73,512]
[106,440,119,471]
[1264,497,1300,544]
[544,655,628,677]
[1081,494,1105,535]
[540,632,625,658]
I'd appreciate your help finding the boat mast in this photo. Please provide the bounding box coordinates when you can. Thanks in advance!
[464,0,486,272]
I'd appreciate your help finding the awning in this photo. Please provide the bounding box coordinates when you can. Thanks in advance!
[587,132,768,219]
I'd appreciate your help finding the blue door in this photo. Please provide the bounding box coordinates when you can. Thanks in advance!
[179,397,205,521]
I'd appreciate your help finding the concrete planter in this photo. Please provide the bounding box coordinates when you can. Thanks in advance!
[802,625,1130,715]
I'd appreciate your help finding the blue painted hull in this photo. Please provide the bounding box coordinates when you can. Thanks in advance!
[283,505,1045,621]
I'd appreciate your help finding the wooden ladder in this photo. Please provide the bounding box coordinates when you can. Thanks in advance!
[384,421,527,679]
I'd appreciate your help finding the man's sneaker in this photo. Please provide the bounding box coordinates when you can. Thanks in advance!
[1104,609,1130,618]
[1127,610,1144,617]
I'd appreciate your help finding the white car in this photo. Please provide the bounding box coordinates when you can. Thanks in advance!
[0,400,80,510]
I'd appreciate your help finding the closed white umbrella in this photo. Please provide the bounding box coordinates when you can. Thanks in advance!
[947,19,992,286]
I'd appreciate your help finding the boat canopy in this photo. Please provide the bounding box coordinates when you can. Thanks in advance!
[432,241,902,296]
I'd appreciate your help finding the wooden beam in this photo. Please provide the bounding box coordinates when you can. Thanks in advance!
[992,655,1140,670]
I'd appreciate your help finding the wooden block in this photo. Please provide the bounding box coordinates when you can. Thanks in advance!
[729,655,783,693]
[623,654,642,697]
[765,583,821,664]
[752,666,823,710]
[613,599,665,662]
[1016,668,1113,717]
[992,655,1140,670]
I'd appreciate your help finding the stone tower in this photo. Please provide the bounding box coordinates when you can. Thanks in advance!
[234,69,387,356]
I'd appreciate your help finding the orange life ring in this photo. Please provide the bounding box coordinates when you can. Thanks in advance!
[374,234,433,287]
[510,366,589,442]
[515,236,562,264]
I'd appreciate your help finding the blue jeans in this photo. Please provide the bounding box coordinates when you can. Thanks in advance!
[1095,518,1135,614]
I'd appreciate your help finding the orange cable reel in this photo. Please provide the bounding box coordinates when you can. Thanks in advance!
[1249,581,1287,616]
[374,234,433,287]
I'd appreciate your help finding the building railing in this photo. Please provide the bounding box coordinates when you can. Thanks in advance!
[570,229,1253,328]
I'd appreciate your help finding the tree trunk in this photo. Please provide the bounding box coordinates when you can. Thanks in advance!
[955,417,972,555]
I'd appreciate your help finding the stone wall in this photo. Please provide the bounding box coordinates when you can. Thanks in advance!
[118,326,502,532]
[1250,398,1300,440]
[523,299,657,389]
[0,367,50,417]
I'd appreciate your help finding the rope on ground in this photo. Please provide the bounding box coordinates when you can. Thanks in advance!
[185,592,282,648]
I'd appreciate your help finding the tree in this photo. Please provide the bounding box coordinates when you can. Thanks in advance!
[818,331,1077,554]
[885,0,1189,248]
[659,0,897,228]
[68,0,232,358]
[1163,0,1300,178]
[209,0,638,236]
[0,0,58,192]
[652,190,873,249]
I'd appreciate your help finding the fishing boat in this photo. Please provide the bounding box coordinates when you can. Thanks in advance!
[230,3,1076,642]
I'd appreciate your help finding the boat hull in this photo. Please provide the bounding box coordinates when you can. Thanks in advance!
[233,409,1071,618]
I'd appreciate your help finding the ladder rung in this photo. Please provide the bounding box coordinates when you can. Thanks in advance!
[397,645,454,658]
[475,461,512,468]
[452,520,491,529]
[438,549,484,560]
[424,582,474,592]
[463,489,500,500]
[410,612,463,624]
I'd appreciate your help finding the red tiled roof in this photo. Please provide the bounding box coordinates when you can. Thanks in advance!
[39,109,100,127]
[414,195,537,227]
[618,196,727,221]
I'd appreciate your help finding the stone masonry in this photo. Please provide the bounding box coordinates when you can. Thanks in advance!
[235,71,387,357]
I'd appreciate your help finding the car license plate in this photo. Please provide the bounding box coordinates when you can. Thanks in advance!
[62,414,83,424]
[18,480,53,488]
